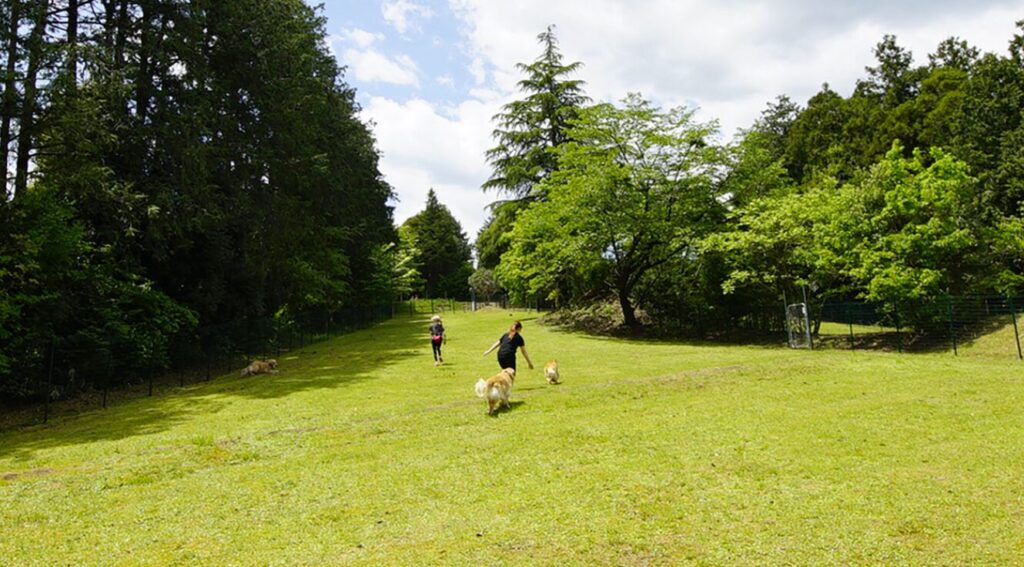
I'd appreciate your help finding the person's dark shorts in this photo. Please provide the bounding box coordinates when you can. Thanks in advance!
[498,355,516,371]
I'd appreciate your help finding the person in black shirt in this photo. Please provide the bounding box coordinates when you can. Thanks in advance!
[429,315,446,367]
[483,320,534,371]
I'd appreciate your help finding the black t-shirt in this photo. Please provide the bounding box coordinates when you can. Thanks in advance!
[429,323,444,337]
[497,333,524,359]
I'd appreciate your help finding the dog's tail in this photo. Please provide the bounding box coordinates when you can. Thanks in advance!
[474,378,488,398]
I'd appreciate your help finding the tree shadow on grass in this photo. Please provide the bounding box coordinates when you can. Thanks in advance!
[0,315,429,461]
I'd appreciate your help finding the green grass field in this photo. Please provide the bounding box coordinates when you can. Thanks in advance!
[2,309,1023,565]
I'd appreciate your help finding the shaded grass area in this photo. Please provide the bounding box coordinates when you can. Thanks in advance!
[816,315,1024,359]
[1,310,1023,565]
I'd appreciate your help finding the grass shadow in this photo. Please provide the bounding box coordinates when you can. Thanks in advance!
[487,400,525,417]
[0,314,429,460]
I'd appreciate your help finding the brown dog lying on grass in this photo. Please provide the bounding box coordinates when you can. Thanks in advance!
[241,359,277,377]
[474,368,515,415]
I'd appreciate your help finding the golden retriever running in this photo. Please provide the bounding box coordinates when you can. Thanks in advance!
[544,360,560,384]
[474,368,515,415]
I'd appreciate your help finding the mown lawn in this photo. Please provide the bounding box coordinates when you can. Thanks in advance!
[2,308,1023,565]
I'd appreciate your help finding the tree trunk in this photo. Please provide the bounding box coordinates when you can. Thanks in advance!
[618,284,639,330]
[66,0,78,85]
[135,0,150,125]
[13,0,50,199]
[0,0,21,197]
[113,0,128,70]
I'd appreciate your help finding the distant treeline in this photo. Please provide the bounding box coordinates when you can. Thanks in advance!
[0,1,400,398]
[477,25,1024,331]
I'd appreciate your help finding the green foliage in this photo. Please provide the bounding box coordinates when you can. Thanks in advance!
[711,27,1024,319]
[711,143,990,306]
[483,25,589,200]
[401,190,473,299]
[499,94,726,327]
[991,213,1024,293]
[784,84,854,181]
[705,179,842,297]
[474,201,527,270]
[0,0,394,399]
[721,129,793,207]
[0,188,195,398]
[468,267,501,298]
[847,145,983,301]
[363,242,422,301]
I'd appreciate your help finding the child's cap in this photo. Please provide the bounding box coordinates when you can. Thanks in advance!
[431,315,441,322]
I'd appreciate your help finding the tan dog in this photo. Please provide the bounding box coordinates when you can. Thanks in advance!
[241,359,277,377]
[474,368,516,415]
[544,360,560,384]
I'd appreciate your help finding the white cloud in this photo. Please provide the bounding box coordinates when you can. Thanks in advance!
[468,57,487,85]
[382,0,434,35]
[342,48,420,86]
[436,74,455,87]
[361,96,501,239]
[450,0,1022,136]
[337,27,384,49]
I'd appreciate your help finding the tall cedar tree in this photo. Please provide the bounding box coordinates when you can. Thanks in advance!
[477,25,588,273]
[483,25,589,200]
[0,0,394,399]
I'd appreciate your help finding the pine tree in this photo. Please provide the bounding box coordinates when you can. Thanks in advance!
[482,25,589,201]
[401,190,472,299]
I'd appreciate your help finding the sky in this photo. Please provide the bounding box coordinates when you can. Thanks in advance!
[318,1,1023,242]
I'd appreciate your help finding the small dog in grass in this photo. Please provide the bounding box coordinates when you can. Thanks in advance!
[241,359,277,377]
[544,360,560,384]
[474,368,515,415]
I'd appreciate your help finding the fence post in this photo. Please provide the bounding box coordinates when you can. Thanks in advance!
[148,365,154,397]
[847,303,855,349]
[947,295,958,356]
[103,350,111,409]
[44,337,55,424]
[782,290,792,347]
[1010,296,1022,361]
[178,345,185,387]
[802,286,813,350]
[895,302,903,354]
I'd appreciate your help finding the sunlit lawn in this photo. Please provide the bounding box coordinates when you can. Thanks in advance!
[2,308,1023,565]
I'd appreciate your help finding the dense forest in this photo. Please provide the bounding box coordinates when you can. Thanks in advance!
[0,0,401,398]
[478,24,1024,331]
